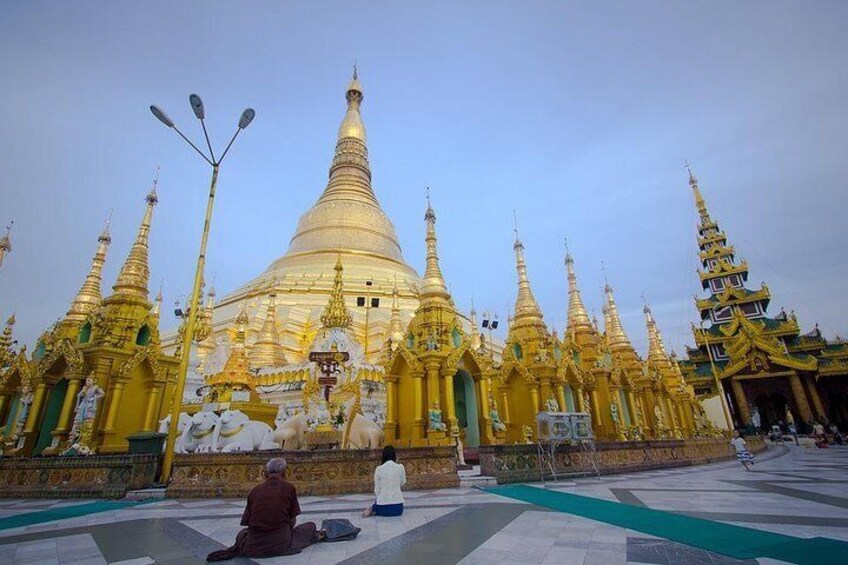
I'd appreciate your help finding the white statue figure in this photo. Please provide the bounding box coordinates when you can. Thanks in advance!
[346,413,384,449]
[428,401,447,432]
[545,394,559,412]
[273,410,309,450]
[751,406,762,430]
[178,411,219,453]
[452,425,466,466]
[66,375,105,448]
[309,400,333,431]
[214,410,278,452]
[13,384,33,442]
[158,412,192,452]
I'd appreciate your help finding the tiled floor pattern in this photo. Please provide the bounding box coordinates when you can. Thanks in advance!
[0,443,846,564]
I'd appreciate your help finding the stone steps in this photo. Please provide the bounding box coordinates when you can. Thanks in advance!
[458,465,498,488]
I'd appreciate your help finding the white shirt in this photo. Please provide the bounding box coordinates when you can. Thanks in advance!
[374,460,406,505]
[730,437,747,452]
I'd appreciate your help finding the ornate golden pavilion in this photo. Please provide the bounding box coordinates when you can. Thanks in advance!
[680,169,848,432]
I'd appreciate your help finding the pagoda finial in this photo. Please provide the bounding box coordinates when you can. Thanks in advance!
[320,253,353,329]
[250,287,288,369]
[603,278,634,352]
[564,248,592,334]
[644,299,671,369]
[685,161,709,220]
[421,191,450,300]
[152,280,164,316]
[0,220,13,271]
[111,176,159,301]
[0,313,15,358]
[387,277,404,350]
[511,211,543,323]
[65,215,114,323]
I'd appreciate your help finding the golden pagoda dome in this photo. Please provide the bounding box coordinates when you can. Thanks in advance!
[188,70,422,364]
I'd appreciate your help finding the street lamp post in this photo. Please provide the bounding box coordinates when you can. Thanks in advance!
[151,96,255,484]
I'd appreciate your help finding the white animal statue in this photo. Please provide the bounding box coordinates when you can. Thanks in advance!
[214,409,278,452]
[158,412,193,452]
[346,413,384,449]
[273,411,309,450]
[178,411,220,453]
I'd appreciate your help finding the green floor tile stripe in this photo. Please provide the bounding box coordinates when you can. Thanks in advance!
[0,500,147,531]
[484,484,848,565]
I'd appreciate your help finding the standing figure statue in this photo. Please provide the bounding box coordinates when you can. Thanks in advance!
[13,384,34,447]
[66,374,105,452]
[428,401,447,432]
[489,394,506,432]
[653,404,666,438]
[451,424,466,466]
[545,394,559,413]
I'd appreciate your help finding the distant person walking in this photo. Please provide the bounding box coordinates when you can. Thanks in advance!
[362,445,406,517]
[730,430,755,471]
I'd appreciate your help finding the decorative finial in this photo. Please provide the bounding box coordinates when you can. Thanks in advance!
[353,60,358,80]
[512,209,519,243]
[146,168,160,205]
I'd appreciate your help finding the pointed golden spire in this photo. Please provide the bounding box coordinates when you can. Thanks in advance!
[644,301,671,370]
[421,191,450,300]
[65,217,112,323]
[512,213,543,323]
[0,313,15,355]
[469,302,482,350]
[250,289,288,368]
[388,278,404,350]
[603,282,634,352]
[685,161,710,222]
[195,286,217,372]
[112,178,158,301]
[233,300,250,347]
[152,281,163,317]
[0,221,12,271]
[320,254,353,329]
[564,242,592,334]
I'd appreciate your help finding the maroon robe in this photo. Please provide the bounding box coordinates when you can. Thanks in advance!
[207,476,317,561]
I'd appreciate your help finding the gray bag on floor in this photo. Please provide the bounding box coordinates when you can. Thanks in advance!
[321,518,362,542]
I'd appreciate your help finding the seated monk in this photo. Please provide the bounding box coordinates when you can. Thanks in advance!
[207,457,322,561]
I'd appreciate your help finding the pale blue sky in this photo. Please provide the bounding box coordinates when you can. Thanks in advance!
[1,1,846,355]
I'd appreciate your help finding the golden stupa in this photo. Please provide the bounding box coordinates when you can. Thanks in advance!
[184,69,422,366]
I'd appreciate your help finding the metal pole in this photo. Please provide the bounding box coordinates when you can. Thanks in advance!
[700,320,733,431]
[161,164,220,484]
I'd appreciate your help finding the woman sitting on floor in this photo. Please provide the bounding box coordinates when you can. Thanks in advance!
[362,445,406,517]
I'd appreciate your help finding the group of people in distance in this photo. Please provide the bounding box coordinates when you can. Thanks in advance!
[206,445,406,561]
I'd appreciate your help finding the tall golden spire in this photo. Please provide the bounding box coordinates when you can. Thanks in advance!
[512,217,543,323]
[564,244,592,334]
[112,180,158,301]
[195,287,218,372]
[0,221,12,271]
[469,303,482,350]
[320,254,353,329]
[65,219,112,323]
[152,286,163,317]
[686,162,710,222]
[278,68,409,267]
[421,193,450,300]
[603,283,634,352]
[388,278,404,350]
[250,289,288,368]
[233,300,250,347]
[0,314,15,357]
[643,302,671,369]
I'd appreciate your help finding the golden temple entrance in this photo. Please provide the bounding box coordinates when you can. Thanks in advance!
[453,369,480,447]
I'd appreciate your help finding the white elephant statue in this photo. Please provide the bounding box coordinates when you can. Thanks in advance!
[179,411,220,453]
[157,412,192,452]
[273,411,309,450]
[346,413,384,449]
[214,409,278,452]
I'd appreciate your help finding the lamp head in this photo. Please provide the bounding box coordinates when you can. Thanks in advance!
[238,108,256,129]
[189,94,205,120]
[150,106,174,128]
